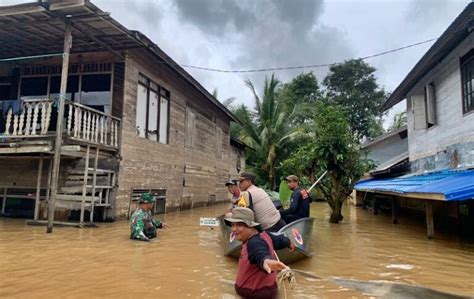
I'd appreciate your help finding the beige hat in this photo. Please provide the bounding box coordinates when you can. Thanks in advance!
[224,207,260,227]
[285,175,299,182]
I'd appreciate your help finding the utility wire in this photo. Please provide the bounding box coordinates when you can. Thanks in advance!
[181,37,438,73]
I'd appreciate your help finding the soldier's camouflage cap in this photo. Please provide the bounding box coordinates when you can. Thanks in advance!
[140,192,155,203]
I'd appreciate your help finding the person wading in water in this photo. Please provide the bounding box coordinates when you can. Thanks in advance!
[225,207,294,299]
[130,193,168,241]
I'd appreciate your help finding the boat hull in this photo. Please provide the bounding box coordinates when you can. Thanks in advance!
[218,217,314,264]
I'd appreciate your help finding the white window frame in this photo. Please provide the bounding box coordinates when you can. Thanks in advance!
[136,74,170,144]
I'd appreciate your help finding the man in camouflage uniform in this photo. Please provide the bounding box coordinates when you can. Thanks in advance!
[130,193,167,241]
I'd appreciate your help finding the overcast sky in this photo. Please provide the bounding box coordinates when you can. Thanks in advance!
[1,0,470,127]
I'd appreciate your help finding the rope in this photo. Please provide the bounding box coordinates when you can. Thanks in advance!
[274,250,297,291]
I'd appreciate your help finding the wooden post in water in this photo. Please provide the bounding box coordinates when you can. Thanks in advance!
[34,154,43,221]
[391,196,399,224]
[80,145,91,226]
[425,200,435,239]
[47,18,72,233]
[89,147,99,224]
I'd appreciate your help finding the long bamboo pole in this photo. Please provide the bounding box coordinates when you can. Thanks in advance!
[307,170,328,193]
[47,18,72,233]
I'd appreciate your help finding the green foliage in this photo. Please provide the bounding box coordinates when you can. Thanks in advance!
[235,74,304,189]
[388,111,407,132]
[231,60,386,217]
[279,72,322,124]
[323,59,387,139]
[278,180,292,205]
[281,102,374,223]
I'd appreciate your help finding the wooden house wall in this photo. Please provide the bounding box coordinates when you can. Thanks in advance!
[114,50,240,218]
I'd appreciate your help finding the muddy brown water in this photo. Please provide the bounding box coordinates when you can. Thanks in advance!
[0,202,473,298]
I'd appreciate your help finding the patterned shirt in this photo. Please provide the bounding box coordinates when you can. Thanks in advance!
[130,208,162,241]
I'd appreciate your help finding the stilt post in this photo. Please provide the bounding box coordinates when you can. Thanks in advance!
[391,196,399,224]
[34,154,44,220]
[47,18,72,233]
[426,200,435,239]
[90,147,99,224]
[80,145,91,225]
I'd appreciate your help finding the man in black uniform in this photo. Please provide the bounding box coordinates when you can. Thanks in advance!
[280,175,311,224]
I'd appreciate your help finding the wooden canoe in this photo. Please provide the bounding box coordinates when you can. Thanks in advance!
[218,216,314,264]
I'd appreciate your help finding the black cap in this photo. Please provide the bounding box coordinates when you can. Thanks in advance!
[225,179,238,186]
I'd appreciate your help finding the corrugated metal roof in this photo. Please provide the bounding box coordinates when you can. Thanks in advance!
[355,169,474,201]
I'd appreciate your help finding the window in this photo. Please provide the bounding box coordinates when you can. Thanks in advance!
[20,77,48,97]
[135,74,170,144]
[0,76,11,101]
[80,74,112,114]
[412,82,436,130]
[424,83,436,127]
[18,64,113,114]
[136,84,147,138]
[49,75,79,102]
[159,89,170,143]
[461,49,474,114]
[0,85,10,101]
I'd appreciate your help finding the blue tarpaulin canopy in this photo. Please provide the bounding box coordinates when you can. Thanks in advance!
[354,169,474,201]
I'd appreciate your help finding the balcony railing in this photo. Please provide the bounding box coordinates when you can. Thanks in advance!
[2,98,120,149]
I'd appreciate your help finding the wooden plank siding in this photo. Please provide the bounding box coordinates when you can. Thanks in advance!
[114,49,241,218]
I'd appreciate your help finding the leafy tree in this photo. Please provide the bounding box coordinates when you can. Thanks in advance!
[236,74,303,189]
[279,72,322,124]
[323,59,387,139]
[282,103,373,223]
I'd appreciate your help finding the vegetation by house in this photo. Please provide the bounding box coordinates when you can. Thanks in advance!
[227,59,383,223]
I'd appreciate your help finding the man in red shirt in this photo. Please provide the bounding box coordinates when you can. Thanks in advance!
[225,207,294,299]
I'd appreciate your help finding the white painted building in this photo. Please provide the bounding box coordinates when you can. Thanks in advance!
[381,3,474,173]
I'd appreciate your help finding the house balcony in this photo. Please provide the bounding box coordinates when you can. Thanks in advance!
[0,98,121,155]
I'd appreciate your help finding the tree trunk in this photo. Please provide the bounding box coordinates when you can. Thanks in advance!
[268,173,273,190]
[327,172,344,223]
[268,166,276,190]
[329,201,344,223]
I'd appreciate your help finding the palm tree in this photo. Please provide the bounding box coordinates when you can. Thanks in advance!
[389,111,407,131]
[237,74,303,189]
[212,88,236,109]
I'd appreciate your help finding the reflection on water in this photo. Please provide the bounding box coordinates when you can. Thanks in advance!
[0,202,473,298]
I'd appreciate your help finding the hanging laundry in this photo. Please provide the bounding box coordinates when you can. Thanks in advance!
[2,100,23,118]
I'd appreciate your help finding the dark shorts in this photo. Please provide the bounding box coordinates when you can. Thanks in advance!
[265,218,286,233]
[235,283,278,299]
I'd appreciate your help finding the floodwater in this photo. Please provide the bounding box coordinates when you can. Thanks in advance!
[0,202,473,298]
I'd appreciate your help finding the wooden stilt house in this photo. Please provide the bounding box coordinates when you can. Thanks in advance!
[0,0,244,229]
